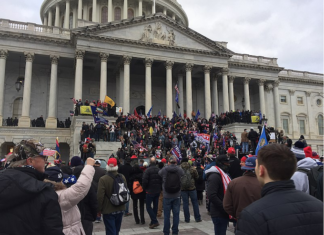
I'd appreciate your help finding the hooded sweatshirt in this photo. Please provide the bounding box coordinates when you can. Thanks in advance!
[291,158,318,194]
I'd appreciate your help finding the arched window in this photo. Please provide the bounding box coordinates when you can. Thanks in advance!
[69,12,73,29]
[101,6,108,23]
[13,98,23,118]
[89,7,93,21]
[114,7,121,20]
[128,8,134,19]
[318,115,323,135]
[61,16,64,28]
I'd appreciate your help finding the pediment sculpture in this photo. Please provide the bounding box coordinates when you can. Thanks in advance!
[140,22,176,46]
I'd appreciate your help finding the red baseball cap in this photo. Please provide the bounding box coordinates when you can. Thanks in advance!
[191,158,196,162]
[107,158,117,167]
[227,147,235,154]
[131,155,138,159]
[161,158,167,163]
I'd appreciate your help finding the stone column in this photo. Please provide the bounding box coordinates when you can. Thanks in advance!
[100,53,109,102]
[204,65,212,118]
[78,0,83,19]
[48,10,53,26]
[228,75,235,111]
[74,50,85,101]
[0,50,8,126]
[73,7,77,28]
[258,79,266,116]
[186,63,193,118]
[172,13,176,20]
[178,73,184,116]
[108,0,113,22]
[152,0,156,14]
[212,73,219,115]
[64,0,70,29]
[92,0,97,22]
[19,52,34,127]
[145,58,153,115]
[119,68,124,109]
[44,15,48,26]
[289,89,297,138]
[222,68,229,112]
[123,0,128,19]
[46,55,59,128]
[243,77,251,111]
[138,0,143,16]
[306,91,313,137]
[163,8,167,15]
[115,71,120,105]
[123,56,132,114]
[166,61,174,118]
[83,5,88,20]
[273,80,281,129]
[55,5,60,27]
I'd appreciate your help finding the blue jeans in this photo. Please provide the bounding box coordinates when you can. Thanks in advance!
[242,142,249,153]
[146,193,160,225]
[181,190,201,222]
[110,132,115,142]
[163,197,180,235]
[211,217,229,235]
[178,141,182,148]
[125,201,130,214]
[103,213,123,235]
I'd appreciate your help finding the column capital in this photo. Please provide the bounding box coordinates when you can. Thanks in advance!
[244,77,251,84]
[222,67,229,75]
[265,83,273,93]
[75,50,85,59]
[185,63,194,72]
[228,76,235,83]
[273,80,280,87]
[145,58,154,67]
[24,52,34,62]
[123,55,132,65]
[305,91,311,97]
[288,89,295,96]
[165,61,174,70]
[100,53,109,62]
[0,50,8,59]
[204,65,212,74]
[258,79,266,86]
[50,55,60,64]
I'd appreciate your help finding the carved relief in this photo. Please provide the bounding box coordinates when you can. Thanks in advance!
[265,83,273,93]
[274,80,280,87]
[0,49,8,59]
[258,79,266,86]
[75,50,85,59]
[185,63,194,72]
[24,52,34,62]
[305,91,311,97]
[204,65,212,74]
[222,67,229,75]
[289,89,295,95]
[244,77,251,84]
[165,61,174,70]
[140,23,176,46]
[50,55,60,65]
[99,53,109,62]
[228,76,235,83]
[145,58,154,67]
[123,56,132,65]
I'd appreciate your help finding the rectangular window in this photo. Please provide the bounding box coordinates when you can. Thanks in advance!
[299,120,305,134]
[297,97,304,105]
[280,95,287,103]
[283,119,289,134]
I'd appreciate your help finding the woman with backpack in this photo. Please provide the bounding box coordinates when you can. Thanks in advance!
[129,164,146,224]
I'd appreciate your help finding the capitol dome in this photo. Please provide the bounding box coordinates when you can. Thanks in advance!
[40,0,189,29]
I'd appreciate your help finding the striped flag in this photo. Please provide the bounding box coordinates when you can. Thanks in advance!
[43,149,57,156]
[171,146,182,162]
[175,84,179,94]
[55,137,61,160]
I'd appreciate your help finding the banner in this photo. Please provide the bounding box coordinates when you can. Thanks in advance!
[251,116,260,123]
[116,107,123,113]
[80,106,93,115]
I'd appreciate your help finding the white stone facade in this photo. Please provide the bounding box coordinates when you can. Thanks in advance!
[0,0,323,158]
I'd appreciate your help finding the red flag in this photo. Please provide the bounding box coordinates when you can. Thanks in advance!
[134,108,142,120]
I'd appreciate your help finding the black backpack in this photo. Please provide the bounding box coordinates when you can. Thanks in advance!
[297,165,323,199]
[165,170,181,194]
[107,173,130,206]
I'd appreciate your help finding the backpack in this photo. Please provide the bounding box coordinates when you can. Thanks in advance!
[164,170,181,194]
[298,165,323,199]
[133,180,143,194]
[181,168,193,190]
[107,173,130,206]
[82,144,88,153]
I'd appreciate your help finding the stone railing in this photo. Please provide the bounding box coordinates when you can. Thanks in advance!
[279,69,323,81]
[230,53,278,66]
[0,19,71,37]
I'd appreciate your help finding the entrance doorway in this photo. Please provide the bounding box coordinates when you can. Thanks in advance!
[1,142,15,156]
[135,105,145,116]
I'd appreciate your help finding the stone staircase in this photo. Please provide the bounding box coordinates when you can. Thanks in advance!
[94,141,121,160]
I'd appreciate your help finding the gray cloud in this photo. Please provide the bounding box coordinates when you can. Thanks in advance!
[0,0,322,73]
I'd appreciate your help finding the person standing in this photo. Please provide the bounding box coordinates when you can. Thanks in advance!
[241,129,249,154]
[227,147,243,179]
[195,162,205,205]
[0,140,64,235]
[236,144,323,235]
[247,127,258,153]
[118,157,133,217]
[180,158,202,223]
[159,156,184,235]
[142,157,162,228]
[97,158,127,235]
[93,160,106,223]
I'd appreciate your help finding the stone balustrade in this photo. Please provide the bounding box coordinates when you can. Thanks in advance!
[230,53,278,66]
[280,69,323,80]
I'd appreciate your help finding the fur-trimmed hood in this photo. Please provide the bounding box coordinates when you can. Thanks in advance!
[44,179,67,191]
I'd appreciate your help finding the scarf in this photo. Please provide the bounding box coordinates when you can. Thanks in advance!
[214,166,231,195]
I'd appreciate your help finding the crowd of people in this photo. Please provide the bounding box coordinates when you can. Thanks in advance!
[4,116,71,128]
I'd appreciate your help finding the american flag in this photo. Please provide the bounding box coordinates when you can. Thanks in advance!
[43,149,57,156]
[71,98,77,104]
[174,84,179,94]
[131,141,147,151]
[171,146,182,162]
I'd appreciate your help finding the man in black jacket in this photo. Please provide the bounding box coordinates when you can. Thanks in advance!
[247,127,258,153]
[236,144,323,235]
[0,140,64,235]
[118,157,133,216]
[93,160,106,223]
[142,157,162,229]
[227,147,243,179]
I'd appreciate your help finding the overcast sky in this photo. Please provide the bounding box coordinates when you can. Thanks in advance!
[1,0,323,73]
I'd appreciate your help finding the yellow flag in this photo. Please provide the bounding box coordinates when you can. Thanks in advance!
[80,106,93,115]
[251,116,260,123]
[149,127,153,136]
[104,96,115,107]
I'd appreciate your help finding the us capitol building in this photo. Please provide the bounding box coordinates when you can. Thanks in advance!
[0,0,323,161]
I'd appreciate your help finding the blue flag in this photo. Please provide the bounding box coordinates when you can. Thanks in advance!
[173,111,178,119]
[175,92,179,103]
[222,137,225,148]
[179,113,182,118]
[195,110,201,120]
[259,110,262,121]
[147,106,153,117]
[90,106,97,115]
[158,110,161,117]
[255,126,268,155]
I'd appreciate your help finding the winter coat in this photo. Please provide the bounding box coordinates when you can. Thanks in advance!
[241,132,249,143]
[206,167,229,218]
[203,161,216,180]
[247,130,258,141]
[118,163,133,189]
[55,165,95,235]
[236,180,323,235]
[129,165,146,200]
[93,166,106,192]
[223,171,261,219]
[142,163,162,194]
[158,164,184,198]
[180,162,199,191]
[0,167,64,235]
[228,156,243,179]
[291,157,318,194]
[195,166,205,191]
